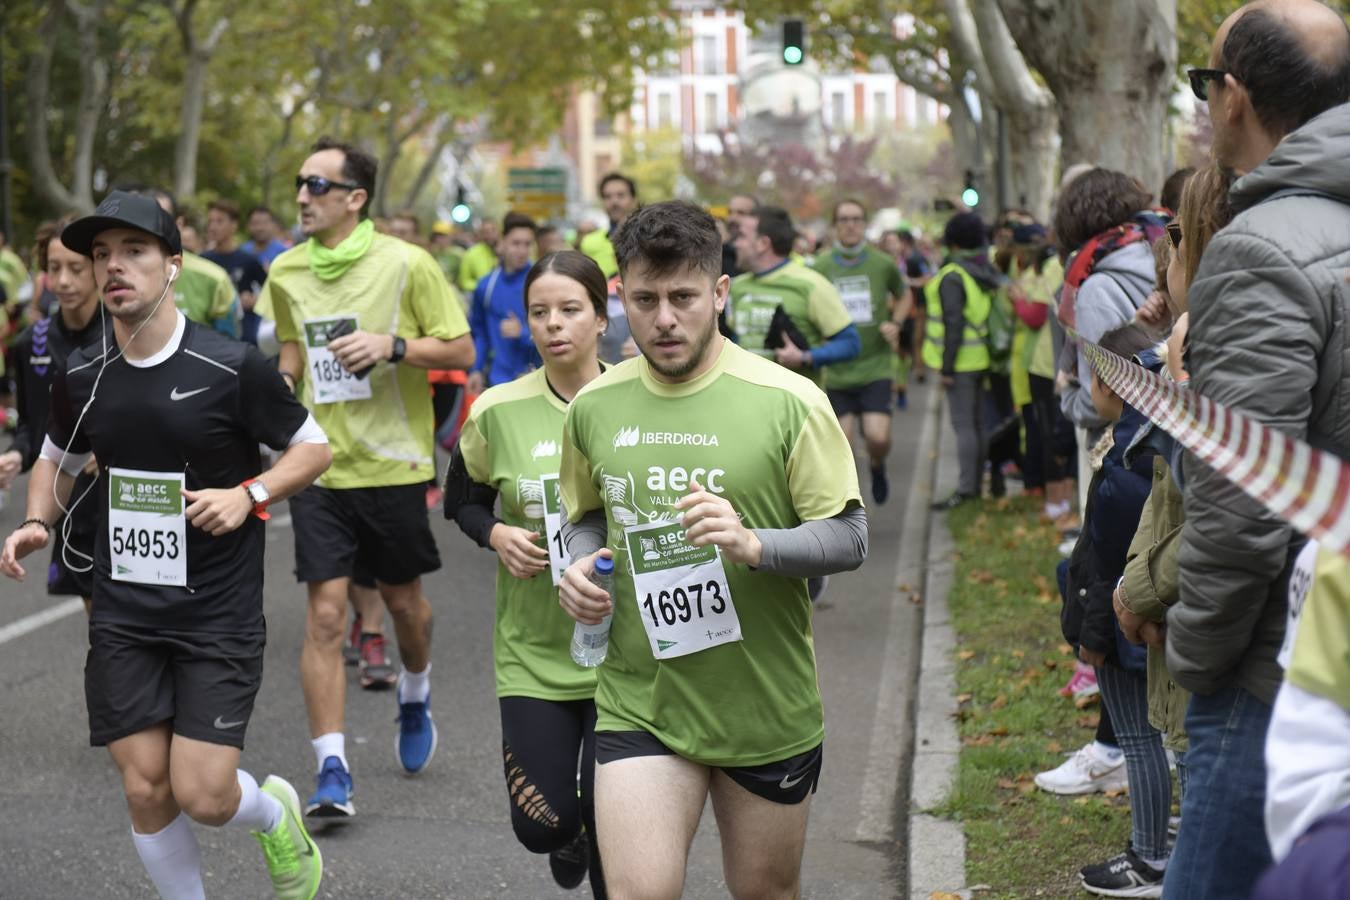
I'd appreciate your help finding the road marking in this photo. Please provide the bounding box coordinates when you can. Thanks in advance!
[854,384,939,844]
[0,598,84,647]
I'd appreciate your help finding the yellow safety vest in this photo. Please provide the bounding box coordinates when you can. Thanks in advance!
[922,262,992,373]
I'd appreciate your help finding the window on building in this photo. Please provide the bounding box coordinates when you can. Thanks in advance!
[831,92,847,127]
[657,93,673,128]
[873,91,889,126]
[704,93,719,132]
[700,34,719,75]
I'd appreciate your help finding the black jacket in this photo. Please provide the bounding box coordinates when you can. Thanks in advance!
[7,308,107,470]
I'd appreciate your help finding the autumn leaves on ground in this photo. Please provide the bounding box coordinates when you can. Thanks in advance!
[934,497,1132,899]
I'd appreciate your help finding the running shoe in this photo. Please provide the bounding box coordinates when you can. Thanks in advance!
[871,465,890,505]
[254,776,323,900]
[1034,742,1128,795]
[343,614,362,667]
[359,634,398,691]
[305,756,355,818]
[1079,847,1164,897]
[395,682,438,774]
[548,829,590,890]
[931,492,977,511]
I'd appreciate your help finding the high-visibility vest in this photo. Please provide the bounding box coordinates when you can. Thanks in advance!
[922,262,992,373]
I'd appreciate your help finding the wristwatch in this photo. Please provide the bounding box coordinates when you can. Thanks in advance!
[241,478,272,521]
[389,335,407,364]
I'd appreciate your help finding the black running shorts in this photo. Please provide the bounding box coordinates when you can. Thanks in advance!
[827,378,894,417]
[594,730,823,805]
[289,482,441,586]
[85,623,264,749]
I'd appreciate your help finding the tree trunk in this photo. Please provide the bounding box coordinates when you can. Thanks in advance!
[1006,105,1058,219]
[944,87,989,186]
[401,121,451,211]
[71,1,109,205]
[172,5,229,201]
[24,1,96,213]
[998,0,1177,196]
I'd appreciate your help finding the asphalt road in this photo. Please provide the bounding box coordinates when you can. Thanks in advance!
[0,382,933,899]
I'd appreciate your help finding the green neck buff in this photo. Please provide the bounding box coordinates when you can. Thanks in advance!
[833,240,867,259]
[307,219,375,281]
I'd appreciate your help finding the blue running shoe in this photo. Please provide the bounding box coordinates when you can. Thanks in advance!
[396,685,438,774]
[304,756,355,819]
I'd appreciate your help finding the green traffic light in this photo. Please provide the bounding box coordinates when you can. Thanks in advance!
[451,203,472,224]
[783,46,804,65]
[961,187,980,207]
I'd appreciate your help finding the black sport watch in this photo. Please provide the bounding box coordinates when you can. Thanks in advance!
[389,335,407,364]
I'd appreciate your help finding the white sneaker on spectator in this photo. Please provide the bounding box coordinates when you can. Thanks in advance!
[1034,742,1129,795]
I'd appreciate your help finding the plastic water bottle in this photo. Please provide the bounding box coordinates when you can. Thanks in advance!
[571,554,615,667]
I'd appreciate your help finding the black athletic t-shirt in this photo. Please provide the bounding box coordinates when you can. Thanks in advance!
[47,315,310,632]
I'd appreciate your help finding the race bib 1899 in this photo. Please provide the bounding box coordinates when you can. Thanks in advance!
[624,519,741,660]
[108,468,187,587]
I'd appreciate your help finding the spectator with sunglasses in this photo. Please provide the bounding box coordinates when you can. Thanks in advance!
[1165,3,1350,897]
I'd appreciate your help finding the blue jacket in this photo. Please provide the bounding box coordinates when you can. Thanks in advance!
[470,264,539,386]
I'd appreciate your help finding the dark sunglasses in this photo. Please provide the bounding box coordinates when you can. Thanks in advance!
[1166,222,1183,249]
[295,175,359,196]
[1187,68,1229,102]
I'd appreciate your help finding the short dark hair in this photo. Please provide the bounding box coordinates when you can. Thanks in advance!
[831,198,864,222]
[114,183,177,218]
[246,205,277,223]
[598,172,637,199]
[391,209,420,231]
[536,224,559,240]
[1221,7,1350,138]
[35,213,81,271]
[1053,168,1153,252]
[942,212,987,251]
[1159,167,1194,215]
[896,229,916,245]
[208,198,240,222]
[612,200,721,279]
[311,136,378,217]
[525,249,609,320]
[749,206,796,257]
[502,211,537,236]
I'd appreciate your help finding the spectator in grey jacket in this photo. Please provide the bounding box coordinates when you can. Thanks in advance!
[1052,170,1157,435]
[1165,2,1350,898]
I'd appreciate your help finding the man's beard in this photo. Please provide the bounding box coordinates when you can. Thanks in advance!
[643,313,719,380]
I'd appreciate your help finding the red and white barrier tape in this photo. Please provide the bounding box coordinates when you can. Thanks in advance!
[1080,339,1350,558]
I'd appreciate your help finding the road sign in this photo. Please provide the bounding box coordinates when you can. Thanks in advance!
[507,167,567,222]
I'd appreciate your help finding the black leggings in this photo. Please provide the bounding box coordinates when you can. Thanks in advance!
[499,696,606,898]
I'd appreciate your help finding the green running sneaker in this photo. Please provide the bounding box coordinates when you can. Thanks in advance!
[253,775,323,900]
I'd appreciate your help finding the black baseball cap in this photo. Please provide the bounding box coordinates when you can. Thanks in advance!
[61,190,182,258]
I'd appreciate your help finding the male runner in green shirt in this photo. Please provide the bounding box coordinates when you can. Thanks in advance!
[558,200,867,898]
[812,199,908,504]
[727,205,859,387]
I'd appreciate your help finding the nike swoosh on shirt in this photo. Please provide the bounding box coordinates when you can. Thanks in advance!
[170,386,211,401]
[213,716,246,729]
[779,771,808,790]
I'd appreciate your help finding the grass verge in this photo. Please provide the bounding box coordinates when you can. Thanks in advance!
[931,495,1130,899]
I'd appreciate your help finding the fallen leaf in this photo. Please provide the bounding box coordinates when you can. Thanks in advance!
[1059,816,1072,825]
[930,893,963,900]
[1076,714,1100,729]
[996,778,1018,790]
[1042,658,1058,670]
[1011,649,1025,659]
[1018,781,1036,794]
[988,725,1009,736]
[898,582,913,592]
[958,649,977,661]
[990,694,1007,710]
[910,592,923,605]
[1074,693,1100,709]
[1104,787,1128,798]
[962,734,994,747]
[1057,643,1074,656]
[956,693,973,704]
[1047,740,1063,754]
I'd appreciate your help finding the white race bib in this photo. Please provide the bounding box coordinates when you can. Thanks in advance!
[108,468,187,587]
[540,474,567,587]
[1278,540,1319,670]
[624,519,741,660]
[835,275,874,325]
[303,316,373,404]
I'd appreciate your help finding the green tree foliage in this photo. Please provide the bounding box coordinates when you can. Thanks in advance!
[2,0,677,241]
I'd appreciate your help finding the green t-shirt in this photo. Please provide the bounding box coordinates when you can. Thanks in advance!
[458,241,498,293]
[579,229,619,279]
[262,233,470,489]
[176,251,240,338]
[560,340,862,766]
[459,368,598,701]
[727,260,854,386]
[811,246,905,389]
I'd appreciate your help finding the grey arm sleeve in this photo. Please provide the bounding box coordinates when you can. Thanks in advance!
[755,503,868,577]
[561,507,608,560]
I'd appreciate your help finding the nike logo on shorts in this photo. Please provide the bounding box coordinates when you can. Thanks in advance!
[170,386,211,401]
[779,770,808,790]
[213,715,246,729]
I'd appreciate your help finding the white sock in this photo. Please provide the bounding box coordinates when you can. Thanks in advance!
[1093,740,1124,763]
[399,663,431,703]
[1140,853,1169,871]
[226,770,283,834]
[312,732,348,773]
[132,814,205,900]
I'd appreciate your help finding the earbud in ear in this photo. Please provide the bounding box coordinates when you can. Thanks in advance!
[168,264,179,280]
